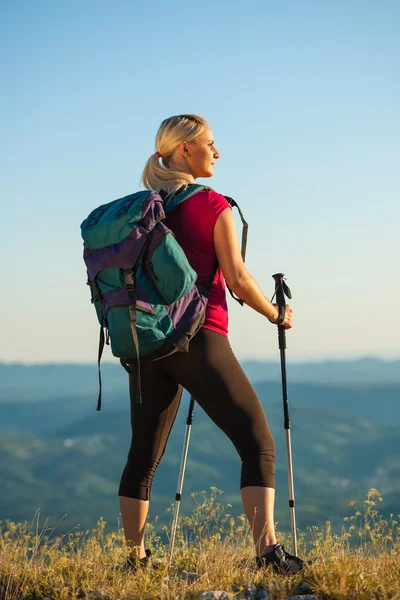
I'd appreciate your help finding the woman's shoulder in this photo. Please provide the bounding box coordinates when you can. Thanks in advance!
[194,187,230,207]
[193,188,231,226]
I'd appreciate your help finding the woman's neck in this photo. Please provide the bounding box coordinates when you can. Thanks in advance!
[167,157,195,182]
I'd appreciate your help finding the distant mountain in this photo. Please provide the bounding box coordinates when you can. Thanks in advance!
[0,363,128,402]
[243,358,400,384]
[254,381,400,426]
[1,358,399,404]
[1,381,398,436]
[1,389,399,537]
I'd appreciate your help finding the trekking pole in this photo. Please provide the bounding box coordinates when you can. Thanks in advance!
[272,273,298,557]
[168,395,195,565]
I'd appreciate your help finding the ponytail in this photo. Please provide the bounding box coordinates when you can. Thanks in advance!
[141,152,194,194]
[141,114,208,194]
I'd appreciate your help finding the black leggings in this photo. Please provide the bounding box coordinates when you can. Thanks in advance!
[118,328,275,501]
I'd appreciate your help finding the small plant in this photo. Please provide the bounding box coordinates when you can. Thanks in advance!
[0,488,398,600]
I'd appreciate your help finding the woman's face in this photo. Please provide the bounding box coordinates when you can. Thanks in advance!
[185,127,220,179]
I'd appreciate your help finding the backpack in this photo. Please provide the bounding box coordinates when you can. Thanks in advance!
[81,184,247,410]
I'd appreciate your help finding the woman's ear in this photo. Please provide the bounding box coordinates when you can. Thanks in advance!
[177,141,190,160]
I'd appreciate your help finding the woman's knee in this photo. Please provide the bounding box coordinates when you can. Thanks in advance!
[239,440,276,489]
[118,457,161,501]
[118,482,151,501]
[241,438,276,464]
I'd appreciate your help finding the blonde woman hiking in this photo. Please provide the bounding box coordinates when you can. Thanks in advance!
[116,114,305,574]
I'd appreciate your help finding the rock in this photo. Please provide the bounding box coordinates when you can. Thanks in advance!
[293,583,315,596]
[85,591,110,600]
[152,556,166,570]
[243,584,258,599]
[283,596,319,600]
[181,571,201,582]
[199,592,230,600]
[233,583,267,600]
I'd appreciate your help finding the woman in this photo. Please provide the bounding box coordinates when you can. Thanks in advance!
[118,114,304,574]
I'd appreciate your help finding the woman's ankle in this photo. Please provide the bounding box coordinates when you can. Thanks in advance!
[256,542,277,557]
[127,544,147,560]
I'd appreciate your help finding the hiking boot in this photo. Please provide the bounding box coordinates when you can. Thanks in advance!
[256,543,305,574]
[120,548,152,573]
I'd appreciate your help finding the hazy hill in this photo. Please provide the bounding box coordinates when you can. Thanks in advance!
[1,389,399,536]
[1,360,398,537]
[1,358,399,403]
[0,381,398,436]
[245,358,400,384]
[254,381,400,425]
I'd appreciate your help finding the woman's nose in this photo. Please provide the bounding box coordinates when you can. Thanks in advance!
[214,148,220,159]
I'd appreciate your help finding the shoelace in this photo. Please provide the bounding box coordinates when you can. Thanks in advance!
[281,545,304,565]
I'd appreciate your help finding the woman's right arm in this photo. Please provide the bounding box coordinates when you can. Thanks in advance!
[214,208,292,328]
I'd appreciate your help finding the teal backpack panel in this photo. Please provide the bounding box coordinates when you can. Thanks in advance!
[81,185,213,410]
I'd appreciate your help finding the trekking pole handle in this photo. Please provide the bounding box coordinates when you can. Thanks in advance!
[272,273,292,306]
[272,273,292,350]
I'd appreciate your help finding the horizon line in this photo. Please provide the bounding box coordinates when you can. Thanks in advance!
[1,356,400,367]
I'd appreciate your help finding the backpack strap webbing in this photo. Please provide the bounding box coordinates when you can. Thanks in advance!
[96,325,105,411]
[225,196,248,262]
[224,196,249,306]
[88,277,108,412]
[122,267,142,404]
[96,324,110,411]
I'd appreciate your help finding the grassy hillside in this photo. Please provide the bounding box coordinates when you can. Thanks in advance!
[1,392,399,536]
[0,488,398,600]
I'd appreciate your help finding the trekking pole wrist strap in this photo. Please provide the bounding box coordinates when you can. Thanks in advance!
[270,304,285,325]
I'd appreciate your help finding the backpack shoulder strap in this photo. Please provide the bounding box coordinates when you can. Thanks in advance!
[224,196,248,262]
[161,186,249,306]
[223,196,249,306]
[163,184,213,214]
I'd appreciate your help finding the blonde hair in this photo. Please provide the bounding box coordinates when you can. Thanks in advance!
[141,114,208,194]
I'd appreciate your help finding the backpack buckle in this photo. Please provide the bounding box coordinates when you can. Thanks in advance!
[124,270,134,291]
[124,268,136,293]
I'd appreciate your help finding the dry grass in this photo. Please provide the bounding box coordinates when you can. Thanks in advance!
[0,488,399,600]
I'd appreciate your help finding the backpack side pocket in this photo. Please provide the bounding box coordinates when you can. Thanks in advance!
[146,224,197,305]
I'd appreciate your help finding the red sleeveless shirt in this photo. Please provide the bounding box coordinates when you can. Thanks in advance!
[164,189,231,336]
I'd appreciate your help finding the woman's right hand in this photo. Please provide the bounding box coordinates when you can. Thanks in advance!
[268,303,293,330]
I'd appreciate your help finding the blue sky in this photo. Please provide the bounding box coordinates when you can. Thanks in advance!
[1,0,399,363]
